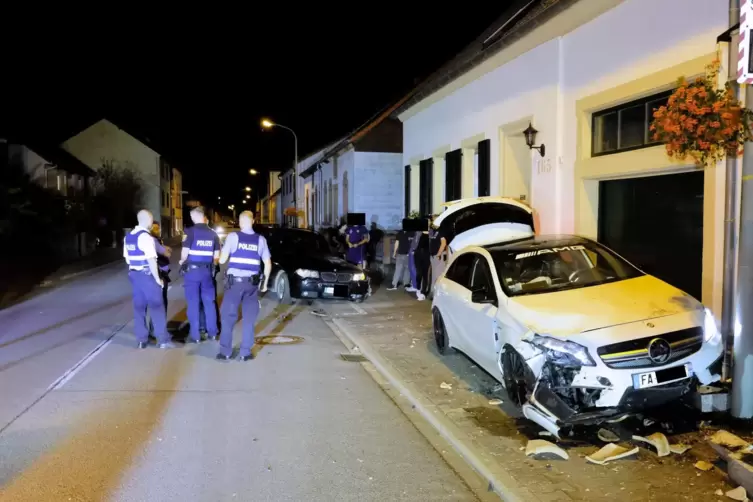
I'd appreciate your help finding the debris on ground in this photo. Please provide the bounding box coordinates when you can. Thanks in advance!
[488,399,503,406]
[598,428,620,443]
[633,432,671,457]
[669,444,692,454]
[525,439,569,460]
[694,460,714,471]
[725,486,748,501]
[310,309,328,317]
[440,382,453,390]
[710,430,750,449]
[585,443,639,465]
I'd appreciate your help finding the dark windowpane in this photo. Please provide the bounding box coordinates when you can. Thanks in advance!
[618,104,646,149]
[593,112,618,154]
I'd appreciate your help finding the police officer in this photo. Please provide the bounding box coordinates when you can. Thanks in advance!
[180,207,220,343]
[216,210,272,361]
[124,210,174,349]
[147,222,171,337]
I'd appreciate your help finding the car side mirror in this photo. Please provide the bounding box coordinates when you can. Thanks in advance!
[471,288,496,305]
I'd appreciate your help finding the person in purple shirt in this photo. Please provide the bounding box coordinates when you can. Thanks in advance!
[345,224,369,268]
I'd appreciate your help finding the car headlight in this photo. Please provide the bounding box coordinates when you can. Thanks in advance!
[352,272,366,281]
[704,308,721,343]
[530,335,596,367]
[295,268,320,279]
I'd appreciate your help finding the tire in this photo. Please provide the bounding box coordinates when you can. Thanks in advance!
[275,271,293,304]
[501,347,535,407]
[432,308,454,355]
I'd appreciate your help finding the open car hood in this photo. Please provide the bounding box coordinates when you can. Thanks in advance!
[434,197,535,252]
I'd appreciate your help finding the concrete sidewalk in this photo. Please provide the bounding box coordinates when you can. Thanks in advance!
[317,288,734,501]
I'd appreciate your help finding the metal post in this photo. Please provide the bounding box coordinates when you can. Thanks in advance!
[722,0,741,383]
[732,41,753,418]
[293,131,298,228]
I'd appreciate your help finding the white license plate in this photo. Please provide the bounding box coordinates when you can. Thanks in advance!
[634,364,691,389]
[324,287,334,295]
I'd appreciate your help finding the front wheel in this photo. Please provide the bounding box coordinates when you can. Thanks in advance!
[501,347,535,407]
[275,271,293,304]
[432,308,454,355]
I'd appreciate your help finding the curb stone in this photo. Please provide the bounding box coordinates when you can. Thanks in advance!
[324,316,534,502]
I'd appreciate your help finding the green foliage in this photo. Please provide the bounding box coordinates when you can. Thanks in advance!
[91,159,143,231]
[0,155,67,258]
[408,210,420,219]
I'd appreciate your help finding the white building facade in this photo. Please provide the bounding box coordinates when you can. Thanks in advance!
[300,117,404,231]
[399,0,728,316]
[62,119,180,234]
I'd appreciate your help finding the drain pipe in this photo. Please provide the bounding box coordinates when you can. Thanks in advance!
[721,0,741,383]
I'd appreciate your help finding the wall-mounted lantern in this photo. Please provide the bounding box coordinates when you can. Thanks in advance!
[523,123,545,157]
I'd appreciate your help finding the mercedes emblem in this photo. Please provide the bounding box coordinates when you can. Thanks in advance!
[647,338,671,364]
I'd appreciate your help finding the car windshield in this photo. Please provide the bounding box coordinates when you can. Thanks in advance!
[268,230,331,255]
[489,241,643,296]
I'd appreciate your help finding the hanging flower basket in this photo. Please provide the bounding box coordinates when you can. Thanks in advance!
[650,60,753,166]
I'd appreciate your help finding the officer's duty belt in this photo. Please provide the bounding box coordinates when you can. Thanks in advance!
[228,275,260,285]
[187,263,212,270]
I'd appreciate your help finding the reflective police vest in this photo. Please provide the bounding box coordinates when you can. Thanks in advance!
[187,225,217,265]
[228,232,261,274]
[125,229,149,268]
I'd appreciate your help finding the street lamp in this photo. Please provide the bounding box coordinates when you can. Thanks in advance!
[245,186,251,192]
[261,118,298,226]
[249,169,258,175]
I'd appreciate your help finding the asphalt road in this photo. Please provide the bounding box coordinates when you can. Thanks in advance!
[0,255,477,501]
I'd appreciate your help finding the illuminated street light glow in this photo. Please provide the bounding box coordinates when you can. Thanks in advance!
[245,187,251,191]
[249,169,258,175]
[261,119,274,128]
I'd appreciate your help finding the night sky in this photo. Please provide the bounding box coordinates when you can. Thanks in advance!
[2,5,513,209]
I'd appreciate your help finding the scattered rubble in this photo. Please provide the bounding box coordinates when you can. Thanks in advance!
[694,460,714,471]
[488,399,503,406]
[633,432,671,457]
[585,443,639,465]
[525,440,569,460]
[597,428,620,443]
[725,486,748,501]
[439,382,453,390]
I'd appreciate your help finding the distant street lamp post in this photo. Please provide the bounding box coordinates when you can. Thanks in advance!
[261,118,298,226]
[249,169,258,175]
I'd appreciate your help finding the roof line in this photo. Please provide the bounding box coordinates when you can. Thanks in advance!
[299,90,416,177]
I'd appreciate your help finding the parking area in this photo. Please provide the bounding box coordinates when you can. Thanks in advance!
[316,288,740,501]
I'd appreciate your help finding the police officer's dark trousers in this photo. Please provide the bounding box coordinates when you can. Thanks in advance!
[129,270,169,344]
[184,265,218,341]
[219,277,260,358]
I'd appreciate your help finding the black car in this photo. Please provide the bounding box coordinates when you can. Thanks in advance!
[257,227,370,303]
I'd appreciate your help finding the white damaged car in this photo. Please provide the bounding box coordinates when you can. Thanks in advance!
[431,197,723,437]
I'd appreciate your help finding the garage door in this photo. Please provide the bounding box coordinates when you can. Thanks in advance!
[598,171,704,300]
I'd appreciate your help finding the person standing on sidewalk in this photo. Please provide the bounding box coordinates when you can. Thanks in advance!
[216,210,272,361]
[124,210,174,349]
[413,227,431,301]
[180,207,221,343]
[345,221,370,269]
[428,218,448,297]
[387,226,411,291]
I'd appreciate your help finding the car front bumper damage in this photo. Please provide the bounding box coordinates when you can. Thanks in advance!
[517,342,723,438]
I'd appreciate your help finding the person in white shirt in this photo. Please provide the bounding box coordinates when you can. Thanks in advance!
[123,209,175,349]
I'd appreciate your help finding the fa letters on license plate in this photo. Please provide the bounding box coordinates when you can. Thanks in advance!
[639,372,657,388]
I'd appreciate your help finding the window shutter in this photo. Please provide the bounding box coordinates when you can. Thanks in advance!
[445,149,462,202]
[419,159,434,216]
[404,165,411,217]
[477,139,491,197]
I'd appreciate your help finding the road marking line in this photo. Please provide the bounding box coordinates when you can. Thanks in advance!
[349,302,367,315]
[48,323,127,392]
